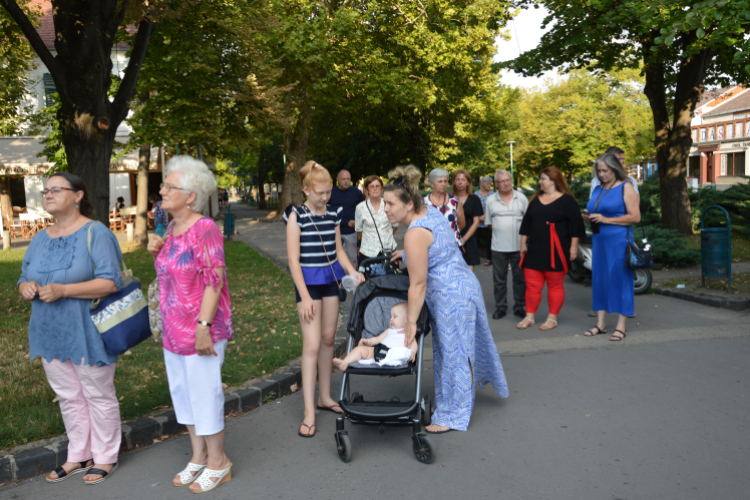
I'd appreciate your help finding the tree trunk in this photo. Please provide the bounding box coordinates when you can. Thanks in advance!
[64,128,116,224]
[642,36,714,235]
[278,104,314,216]
[257,153,267,210]
[134,144,150,246]
[1,175,13,231]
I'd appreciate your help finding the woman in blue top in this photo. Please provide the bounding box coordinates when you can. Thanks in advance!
[386,165,508,434]
[284,161,364,438]
[18,173,123,484]
[583,153,641,341]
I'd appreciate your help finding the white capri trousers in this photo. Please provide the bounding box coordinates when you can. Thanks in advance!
[163,339,228,436]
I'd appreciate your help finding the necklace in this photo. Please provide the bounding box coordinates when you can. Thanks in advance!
[430,192,447,211]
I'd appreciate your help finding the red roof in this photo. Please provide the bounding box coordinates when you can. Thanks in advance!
[28,0,54,49]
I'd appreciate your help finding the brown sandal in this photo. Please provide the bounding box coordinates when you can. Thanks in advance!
[298,423,315,438]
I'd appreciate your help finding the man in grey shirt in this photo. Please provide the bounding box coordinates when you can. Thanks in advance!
[486,169,529,320]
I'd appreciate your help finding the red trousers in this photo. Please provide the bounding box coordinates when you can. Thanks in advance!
[524,268,566,315]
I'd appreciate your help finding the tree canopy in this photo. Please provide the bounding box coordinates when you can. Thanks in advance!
[513,69,654,181]
[505,0,750,233]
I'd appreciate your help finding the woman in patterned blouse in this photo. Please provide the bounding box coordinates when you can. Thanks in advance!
[148,156,234,493]
[423,168,465,247]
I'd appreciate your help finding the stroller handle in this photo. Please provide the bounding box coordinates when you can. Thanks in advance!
[358,253,404,278]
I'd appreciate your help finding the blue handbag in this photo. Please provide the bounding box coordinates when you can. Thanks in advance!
[87,222,152,355]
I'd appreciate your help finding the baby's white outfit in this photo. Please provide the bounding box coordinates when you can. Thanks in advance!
[359,328,412,366]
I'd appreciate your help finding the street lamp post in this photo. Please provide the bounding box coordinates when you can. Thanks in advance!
[507,140,515,187]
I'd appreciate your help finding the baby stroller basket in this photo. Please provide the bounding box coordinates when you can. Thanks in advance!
[334,256,436,464]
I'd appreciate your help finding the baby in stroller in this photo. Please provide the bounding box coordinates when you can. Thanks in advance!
[333,302,417,371]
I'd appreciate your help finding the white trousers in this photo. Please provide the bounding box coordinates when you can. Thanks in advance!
[163,339,228,436]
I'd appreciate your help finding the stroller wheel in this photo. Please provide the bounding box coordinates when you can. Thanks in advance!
[421,395,432,426]
[337,434,352,463]
[412,434,436,464]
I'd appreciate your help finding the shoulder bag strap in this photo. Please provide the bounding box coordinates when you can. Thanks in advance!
[300,206,342,290]
[365,200,386,254]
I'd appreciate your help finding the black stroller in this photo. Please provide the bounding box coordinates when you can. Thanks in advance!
[334,256,435,464]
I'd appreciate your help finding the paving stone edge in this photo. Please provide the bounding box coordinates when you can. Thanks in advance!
[652,286,750,311]
[0,238,350,485]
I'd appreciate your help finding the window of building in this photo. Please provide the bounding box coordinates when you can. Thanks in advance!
[709,127,716,140]
[692,129,698,142]
[727,123,734,139]
[737,122,744,137]
[718,125,725,139]
[43,73,57,107]
[688,156,700,176]
[701,128,707,141]
[724,152,746,176]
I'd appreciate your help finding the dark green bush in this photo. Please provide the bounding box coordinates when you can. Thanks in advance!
[638,224,701,270]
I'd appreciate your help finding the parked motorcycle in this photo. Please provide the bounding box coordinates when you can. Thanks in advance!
[568,233,653,295]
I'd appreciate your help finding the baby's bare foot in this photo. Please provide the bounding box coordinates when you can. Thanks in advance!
[332,358,349,371]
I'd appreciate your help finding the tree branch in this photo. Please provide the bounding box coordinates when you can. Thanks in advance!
[109,0,131,40]
[112,17,153,125]
[0,0,59,78]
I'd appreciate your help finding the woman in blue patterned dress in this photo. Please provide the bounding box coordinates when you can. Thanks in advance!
[385,165,508,433]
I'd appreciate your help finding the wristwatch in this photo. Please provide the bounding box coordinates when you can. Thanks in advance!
[197,321,212,327]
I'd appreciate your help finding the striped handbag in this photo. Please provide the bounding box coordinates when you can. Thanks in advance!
[87,222,152,355]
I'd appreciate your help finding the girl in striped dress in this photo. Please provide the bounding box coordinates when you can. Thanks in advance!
[284,161,364,438]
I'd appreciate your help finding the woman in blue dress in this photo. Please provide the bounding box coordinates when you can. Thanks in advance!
[384,165,508,433]
[584,153,641,341]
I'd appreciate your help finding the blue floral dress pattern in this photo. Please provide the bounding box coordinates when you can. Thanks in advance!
[404,207,508,430]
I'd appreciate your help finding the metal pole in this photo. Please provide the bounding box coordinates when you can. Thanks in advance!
[507,140,515,187]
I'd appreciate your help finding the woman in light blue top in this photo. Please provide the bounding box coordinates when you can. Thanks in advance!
[18,173,123,484]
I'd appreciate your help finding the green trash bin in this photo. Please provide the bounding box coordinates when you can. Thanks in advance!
[223,203,235,239]
[700,205,731,292]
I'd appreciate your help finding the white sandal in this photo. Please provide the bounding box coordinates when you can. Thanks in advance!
[190,462,232,494]
[174,462,207,487]
[539,318,558,331]
[516,317,535,330]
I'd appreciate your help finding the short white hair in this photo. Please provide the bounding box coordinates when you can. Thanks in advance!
[428,168,449,184]
[165,155,217,212]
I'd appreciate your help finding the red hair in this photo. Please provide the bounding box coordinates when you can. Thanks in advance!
[529,167,573,202]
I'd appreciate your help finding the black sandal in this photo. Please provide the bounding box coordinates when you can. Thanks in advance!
[83,463,118,485]
[610,329,627,342]
[46,459,93,483]
[584,326,607,336]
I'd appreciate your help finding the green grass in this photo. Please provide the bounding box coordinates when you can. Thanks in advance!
[0,241,301,450]
[660,273,750,296]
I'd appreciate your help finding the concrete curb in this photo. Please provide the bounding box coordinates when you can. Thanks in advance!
[0,242,351,485]
[652,286,750,311]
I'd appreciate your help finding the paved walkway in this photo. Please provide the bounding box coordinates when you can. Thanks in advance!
[3,202,749,499]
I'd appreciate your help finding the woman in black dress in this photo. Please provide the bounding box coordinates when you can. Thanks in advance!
[453,169,483,270]
[517,167,585,331]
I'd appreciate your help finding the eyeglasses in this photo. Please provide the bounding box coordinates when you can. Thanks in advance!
[41,187,76,196]
[390,176,407,187]
[497,179,512,184]
[160,182,189,193]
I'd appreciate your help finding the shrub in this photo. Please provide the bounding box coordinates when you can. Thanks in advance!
[638,224,701,269]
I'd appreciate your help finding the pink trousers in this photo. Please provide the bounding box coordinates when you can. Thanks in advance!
[42,359,121,464]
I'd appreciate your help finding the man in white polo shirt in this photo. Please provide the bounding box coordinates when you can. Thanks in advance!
[486,169,529,320]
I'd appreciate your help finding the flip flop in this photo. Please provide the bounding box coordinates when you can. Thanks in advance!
[316,404,344,414]
[298,423,315,438]
[425,427,454,435]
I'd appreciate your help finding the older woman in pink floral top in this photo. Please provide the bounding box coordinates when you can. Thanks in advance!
[148,156,234,494]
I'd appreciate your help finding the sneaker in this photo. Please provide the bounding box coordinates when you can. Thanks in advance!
[587,309,596,317]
